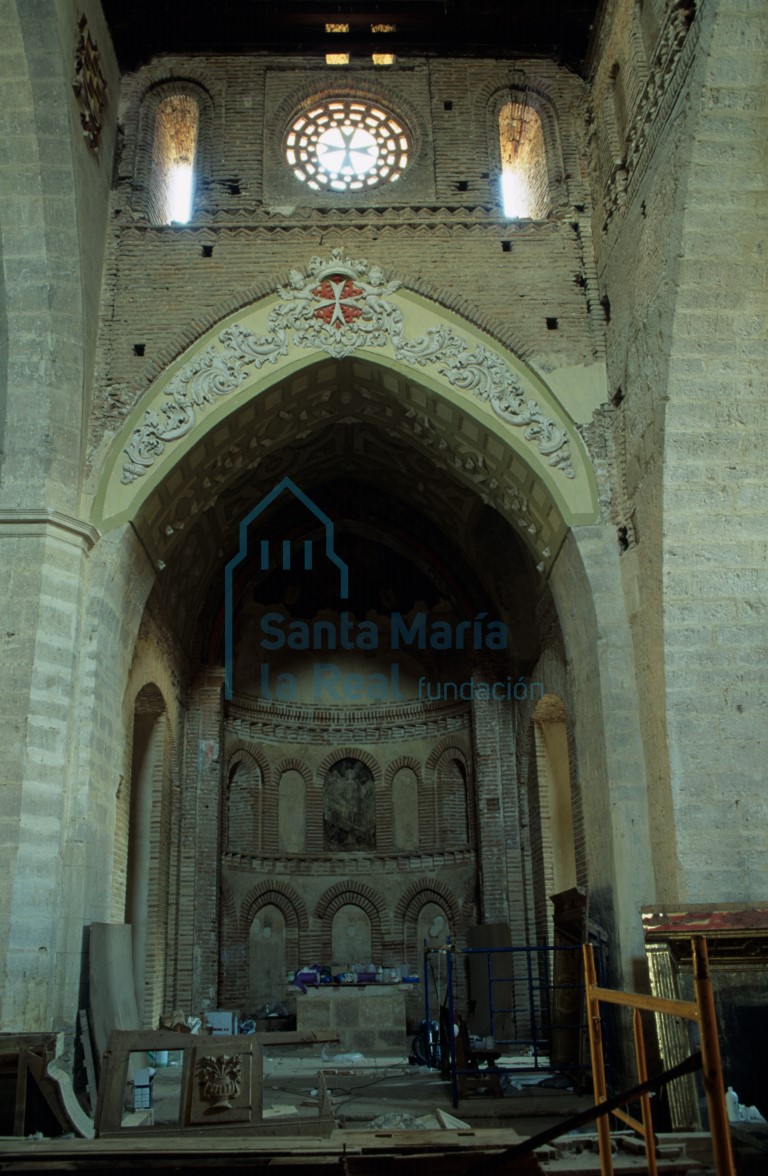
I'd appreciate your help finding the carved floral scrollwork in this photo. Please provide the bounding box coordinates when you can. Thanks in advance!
[120,248,574,483]
[402,406,552,569]
[396,327,573,477]
[197,1054,242,1111]
[72,16,107,150]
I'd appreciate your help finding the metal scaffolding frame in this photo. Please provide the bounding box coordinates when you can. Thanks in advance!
[424,937,608,1107]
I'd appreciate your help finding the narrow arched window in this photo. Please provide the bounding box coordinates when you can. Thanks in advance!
[499,99,549,219]
[134,81,212,225]
[151,93,200,224]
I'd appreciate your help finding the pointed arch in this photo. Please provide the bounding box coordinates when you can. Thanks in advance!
[91,254,599,573]
[116,680,175,1027]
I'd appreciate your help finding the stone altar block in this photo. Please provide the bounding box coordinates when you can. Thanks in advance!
[295,986,408,1053]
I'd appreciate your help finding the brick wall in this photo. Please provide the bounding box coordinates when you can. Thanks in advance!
[215,697,479,1010]
[86,52,603,472]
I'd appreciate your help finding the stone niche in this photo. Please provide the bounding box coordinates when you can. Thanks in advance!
[323,757,376,851]
[296,985,408,1053]
[331,904,373,971]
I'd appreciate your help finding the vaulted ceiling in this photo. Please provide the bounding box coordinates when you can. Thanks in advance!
[101,0,601,72]
[137,358,548,661]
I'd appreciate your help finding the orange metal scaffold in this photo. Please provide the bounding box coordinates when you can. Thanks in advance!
[583,935,735,1176]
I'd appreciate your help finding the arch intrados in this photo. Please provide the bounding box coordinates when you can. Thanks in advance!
[194,469,536,670]
[534,692,568,722]
[124,357,571,612]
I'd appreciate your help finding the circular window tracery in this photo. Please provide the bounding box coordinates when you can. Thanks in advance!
[285,99,411,192]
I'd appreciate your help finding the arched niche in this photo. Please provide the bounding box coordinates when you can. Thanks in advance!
[331,904,373,971]
[248,904,287,1010]
[226,755,262,854]
[323,757,376,852]
[392,766,419,851]
[122,682,172,1027]
[520,691,580,947]
[436,752,470,848]
[278,769,306,853]
[417,902,452,1011]
[534,694,576,896]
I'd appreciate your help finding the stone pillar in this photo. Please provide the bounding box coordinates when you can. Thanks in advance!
[178,677,224,1014]
[0,0,118,1033]
[471,676,514,925]
[660,0,768,904]
[0,514,97,1031]
[551,527,655,982]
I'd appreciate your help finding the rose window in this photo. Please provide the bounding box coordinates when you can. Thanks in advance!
[285,99,410,192]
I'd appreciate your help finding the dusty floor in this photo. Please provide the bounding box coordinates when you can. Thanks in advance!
[264,1047,592,1133]
[140,1044,611,1135]
[3,1044,763,1172]
[126,1045,766,1172]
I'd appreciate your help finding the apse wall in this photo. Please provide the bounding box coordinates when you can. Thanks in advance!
[218,695,478,1020]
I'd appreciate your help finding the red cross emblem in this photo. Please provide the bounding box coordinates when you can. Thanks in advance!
[312,275,365,328]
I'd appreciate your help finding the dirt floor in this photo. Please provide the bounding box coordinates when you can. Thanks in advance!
[143,1044,593,1135]
[3,1043,764,1172]
[135,1044,764,1173]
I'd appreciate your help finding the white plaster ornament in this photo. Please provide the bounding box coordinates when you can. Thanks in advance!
[121,249,574,483]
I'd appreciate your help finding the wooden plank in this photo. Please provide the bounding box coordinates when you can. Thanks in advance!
[317,1070,334,1120]
[13,1048,28,1136]
[98,1028,340,1053]
[0,1126,533,1155]
[79,1009,98,1104]
[612,1107,646,1134]
[334,1130,528,1149]
[24,1051,77,1135]
[583,946,614,1176]
[342,1152,542,1175]
[253,1030,341,1046]
[0,1032,61,1054]
[435,1108,472,1130]
[590,986,698,1021]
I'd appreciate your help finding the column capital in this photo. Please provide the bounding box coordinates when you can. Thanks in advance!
[0,509,100,551]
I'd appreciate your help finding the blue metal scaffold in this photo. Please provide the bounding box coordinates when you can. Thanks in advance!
[424,936,609,1108]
